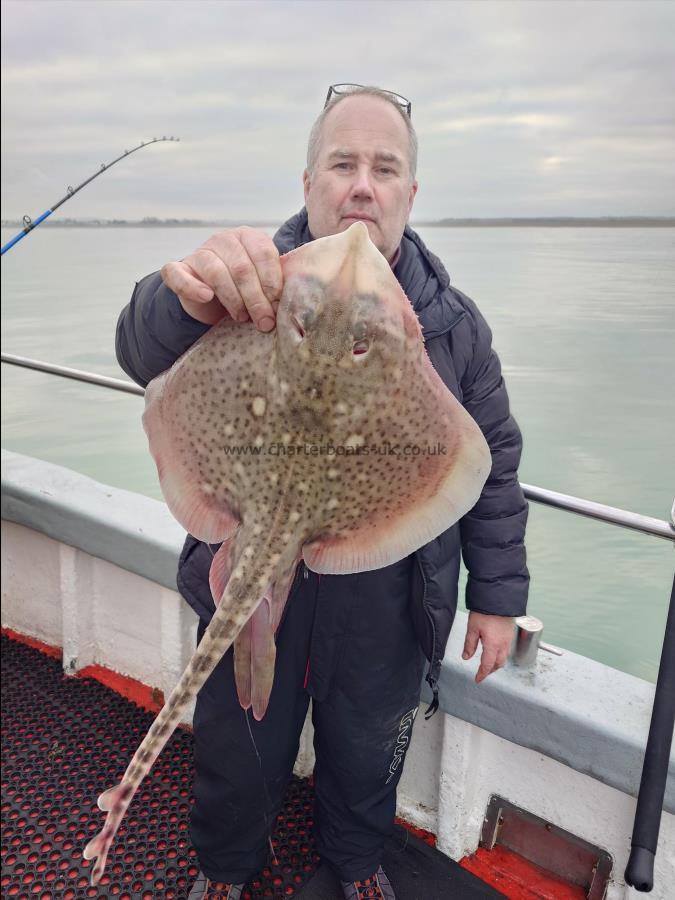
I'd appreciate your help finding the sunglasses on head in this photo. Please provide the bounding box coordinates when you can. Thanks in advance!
[324,83,412,118]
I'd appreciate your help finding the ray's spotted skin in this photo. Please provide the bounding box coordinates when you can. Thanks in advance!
[83,222,491,885]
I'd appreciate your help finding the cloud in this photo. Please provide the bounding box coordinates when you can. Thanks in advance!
[538,156,570,174]
[2,0,674,220]
[426,113,570,134]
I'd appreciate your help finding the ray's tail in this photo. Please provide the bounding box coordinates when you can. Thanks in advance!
[83,540,280,885]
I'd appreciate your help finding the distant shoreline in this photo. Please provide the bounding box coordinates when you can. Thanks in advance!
[2,216,674,228]
[418,217,675,228]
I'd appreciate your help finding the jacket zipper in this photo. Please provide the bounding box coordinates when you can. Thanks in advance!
[416,554,440,719]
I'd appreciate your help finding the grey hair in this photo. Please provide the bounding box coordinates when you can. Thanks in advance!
[306,85,418,181]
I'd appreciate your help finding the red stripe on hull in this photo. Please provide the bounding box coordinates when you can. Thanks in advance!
[1,626,62,659]
[76,663,165,714]
[1,626,165,714]
[394,817,437,847]
[460,846,587,899]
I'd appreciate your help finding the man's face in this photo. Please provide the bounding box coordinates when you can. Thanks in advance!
[303,95,418,262]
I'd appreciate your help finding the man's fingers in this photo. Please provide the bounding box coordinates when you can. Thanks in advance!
[238,227,283,304]
[162,228,282,331]
[496,648,510,669]
[462,629,479,660]
[464,613,515,684]
[191,248,249,322]
[204,229,279,331]
[227,246,275,330]
[475,646,498,684]
[160,260,214,304]
[475,645,512,684]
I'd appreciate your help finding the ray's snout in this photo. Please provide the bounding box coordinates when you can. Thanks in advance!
[331,221,389,296]
[280,220,392,313]
[276,221,418,368]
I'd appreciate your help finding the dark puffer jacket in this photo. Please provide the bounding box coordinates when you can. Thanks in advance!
[115,209,529,707]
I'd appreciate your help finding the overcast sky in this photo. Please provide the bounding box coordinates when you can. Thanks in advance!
[2,0,674,222]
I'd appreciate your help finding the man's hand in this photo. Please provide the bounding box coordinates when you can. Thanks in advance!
[462,612,514,684]
[160,226,283,329]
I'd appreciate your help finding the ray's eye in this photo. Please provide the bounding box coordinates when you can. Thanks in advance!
[352,339,370,356]
[353,321,368,341]
[291,316,305,339]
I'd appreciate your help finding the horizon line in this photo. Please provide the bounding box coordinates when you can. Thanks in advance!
[2,215,675,228]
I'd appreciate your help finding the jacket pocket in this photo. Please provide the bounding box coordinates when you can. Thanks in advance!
[177,536,221,624]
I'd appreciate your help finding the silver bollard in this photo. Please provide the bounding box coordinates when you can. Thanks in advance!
[511,615,544,666]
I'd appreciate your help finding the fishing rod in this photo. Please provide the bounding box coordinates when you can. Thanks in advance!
[1,136,180,256]
[625,572,675,892]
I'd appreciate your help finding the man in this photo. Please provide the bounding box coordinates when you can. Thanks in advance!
[116,84,528,900]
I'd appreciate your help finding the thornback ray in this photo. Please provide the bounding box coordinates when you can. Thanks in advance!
[83,222,492,885]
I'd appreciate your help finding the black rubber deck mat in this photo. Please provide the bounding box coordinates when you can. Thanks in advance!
[302,826,508,899]
[1,633,505,899]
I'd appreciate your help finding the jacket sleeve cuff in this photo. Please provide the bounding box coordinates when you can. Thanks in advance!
[465,574,529,617]
[115,271,210,387]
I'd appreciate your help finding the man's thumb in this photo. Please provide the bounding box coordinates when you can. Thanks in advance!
[462,632,478,660]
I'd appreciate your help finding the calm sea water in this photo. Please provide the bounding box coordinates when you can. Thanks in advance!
[1,225,673,683]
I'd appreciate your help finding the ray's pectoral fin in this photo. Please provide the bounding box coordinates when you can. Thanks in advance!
[143,373,240,544]
[303,401,492,576]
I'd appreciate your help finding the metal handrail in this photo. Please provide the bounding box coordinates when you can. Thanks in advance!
[1,353,144,397]
[2,351,674,544]
[518,483,673,542]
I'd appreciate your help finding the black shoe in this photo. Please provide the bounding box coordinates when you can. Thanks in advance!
[188,869,245,899]
[341,865,396,899]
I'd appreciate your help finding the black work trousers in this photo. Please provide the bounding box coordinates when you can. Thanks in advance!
[189,557,425,884]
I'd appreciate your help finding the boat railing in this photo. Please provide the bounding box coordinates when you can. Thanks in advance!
[2,351,674,544]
